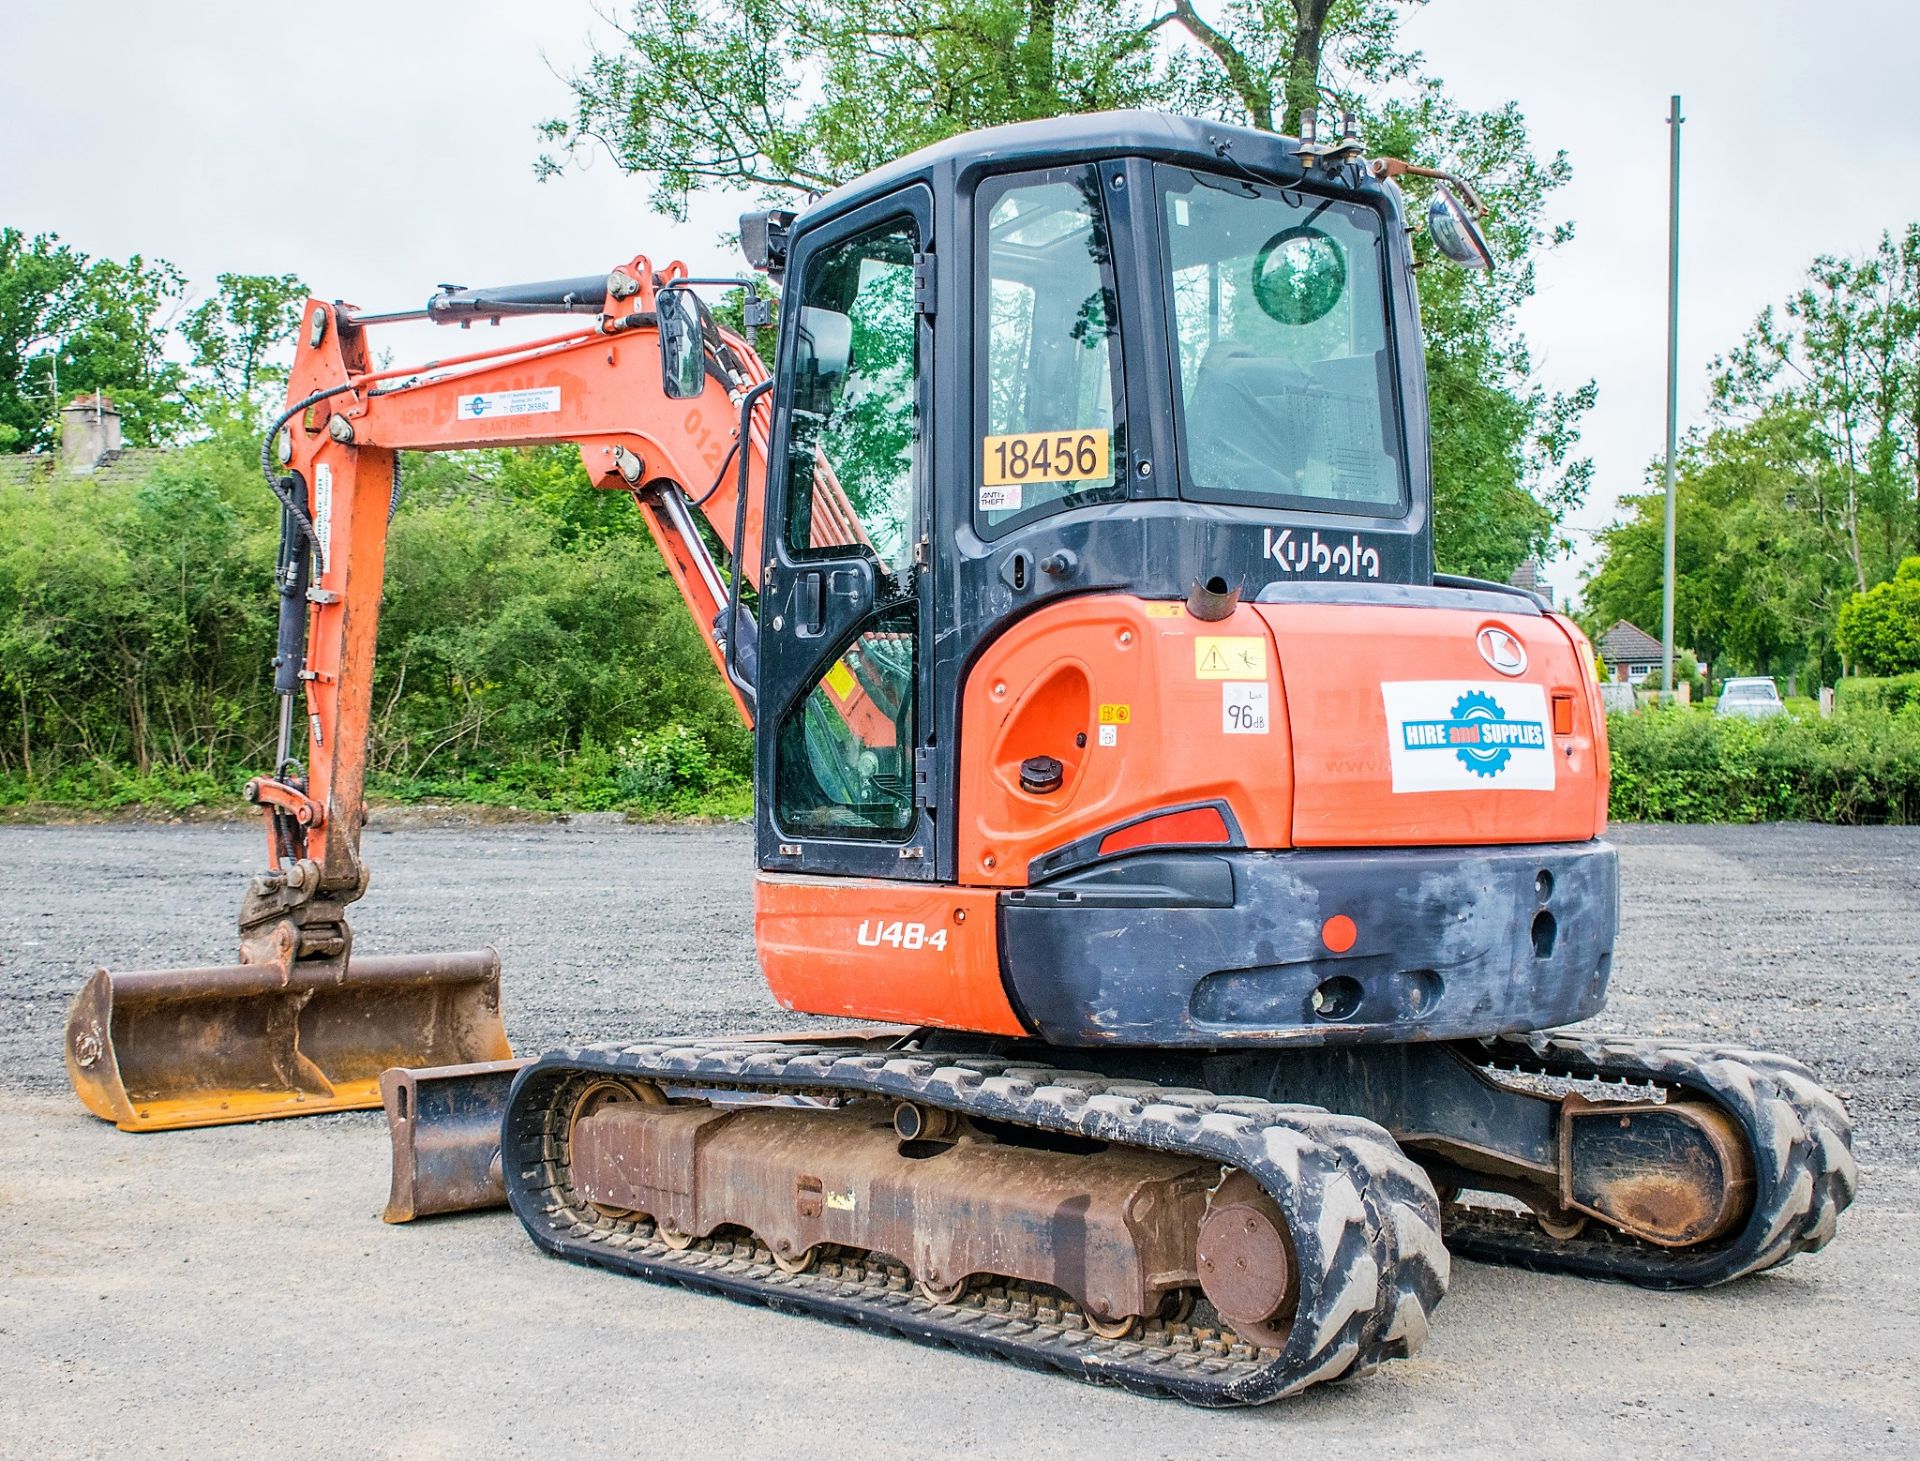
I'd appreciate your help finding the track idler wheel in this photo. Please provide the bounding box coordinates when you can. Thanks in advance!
[1196,1171,1299,1349]
[1082,1309,1139,1340]
[569,1078,667,1222]
[915,1274,968,1305]
[770,1244,817,1275]
[1560,1097,1755,1246]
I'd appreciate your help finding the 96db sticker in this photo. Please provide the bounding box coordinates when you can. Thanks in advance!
[1223,682,1269,734]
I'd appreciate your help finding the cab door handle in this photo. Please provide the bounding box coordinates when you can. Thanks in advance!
[792,571,825,638]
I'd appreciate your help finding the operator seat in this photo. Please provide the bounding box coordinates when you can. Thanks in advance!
[1184,342,1309,494]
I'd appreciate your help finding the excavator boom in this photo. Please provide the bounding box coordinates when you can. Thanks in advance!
[67,254,786,1130]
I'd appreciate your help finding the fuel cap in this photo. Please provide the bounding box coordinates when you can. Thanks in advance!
[1019,755,1065,794]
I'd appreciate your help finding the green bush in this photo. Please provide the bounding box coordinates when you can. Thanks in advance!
[1607,704,1920,823]
[615,723,744,809]
[1835,672,1920,716]
[1638,650,1705,701]
[1835,557,1920,674]
[0,432,750,814]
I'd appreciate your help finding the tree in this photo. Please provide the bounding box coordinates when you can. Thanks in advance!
[1583,403,1847,681]
[0,229,85,449]
[1836,556,1920,675]
[1586,223,1920,683]
[0,227,189,451]
[540,0,1588,579]
[182,272,310,409]
[1715,224,1920,589]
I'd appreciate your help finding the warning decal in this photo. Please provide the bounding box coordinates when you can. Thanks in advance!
[1194,636,1267,680]
[313,463,333,572]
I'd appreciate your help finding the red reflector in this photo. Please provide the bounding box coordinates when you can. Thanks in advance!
[1098,806,1232,857]
[1321,914,1358,953]
[1552,692,1575,736]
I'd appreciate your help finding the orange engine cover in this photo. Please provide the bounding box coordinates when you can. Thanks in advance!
[956,596,1295,885]
[955,592,1607,882]
[1256,600,1606,847]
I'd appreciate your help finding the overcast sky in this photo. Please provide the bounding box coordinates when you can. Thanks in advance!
[5,0,1917,605]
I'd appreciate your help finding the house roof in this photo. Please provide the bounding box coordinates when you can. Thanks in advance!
[1509,559,1541,591]
[1599,620,1665,663]
[0,447,169,489]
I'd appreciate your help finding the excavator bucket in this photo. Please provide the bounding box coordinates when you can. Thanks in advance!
[65,949,511,1132]
[380,1058,530,1222]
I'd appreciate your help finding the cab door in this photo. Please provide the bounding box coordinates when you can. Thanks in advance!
[755,187,938,879]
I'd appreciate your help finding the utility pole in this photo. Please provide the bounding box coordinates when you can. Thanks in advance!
[1661,94,1683,705]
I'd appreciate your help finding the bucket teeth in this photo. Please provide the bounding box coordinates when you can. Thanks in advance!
[64,948,512,1132]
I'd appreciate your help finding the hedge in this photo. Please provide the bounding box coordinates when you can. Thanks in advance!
[1834,673,1920,716]
[1606,705,1920,824]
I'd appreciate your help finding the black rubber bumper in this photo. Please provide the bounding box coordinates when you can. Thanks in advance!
[998,841,1618,1047]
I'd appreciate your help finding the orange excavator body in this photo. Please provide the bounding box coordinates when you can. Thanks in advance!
[63,111,1852,1407]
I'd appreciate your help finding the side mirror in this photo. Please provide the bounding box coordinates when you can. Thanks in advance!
[1428,185,1493,271]
[659,287,707,399]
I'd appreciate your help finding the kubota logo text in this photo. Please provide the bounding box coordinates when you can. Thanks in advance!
[1262,528,1382,579]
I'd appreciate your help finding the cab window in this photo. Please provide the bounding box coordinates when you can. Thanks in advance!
[975,167,1124,535]
[784,219,920,577]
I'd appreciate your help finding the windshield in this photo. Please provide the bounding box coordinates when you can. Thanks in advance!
[1158,165,1404,514]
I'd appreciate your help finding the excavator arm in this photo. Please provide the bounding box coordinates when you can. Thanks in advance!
[65,252,801,1131]
[252,256,772,915]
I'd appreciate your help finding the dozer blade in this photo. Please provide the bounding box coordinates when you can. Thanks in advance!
[65,949,511,1132]
[380,1058,530,1222]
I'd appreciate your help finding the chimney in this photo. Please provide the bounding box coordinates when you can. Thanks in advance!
[60,393,123,473]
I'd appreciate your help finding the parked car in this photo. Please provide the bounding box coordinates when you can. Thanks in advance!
[1715,676,1786,718]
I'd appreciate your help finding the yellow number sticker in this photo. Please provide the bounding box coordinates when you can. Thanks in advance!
[824,660,857,699]
[1098,704,1131,724]
[1143,603,1185,618]
[982,429,1110,488]
[1194,636,1268,681]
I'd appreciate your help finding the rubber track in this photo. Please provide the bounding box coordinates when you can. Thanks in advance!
[502,1039,1449,1406]
[1445,1032,1858,1287]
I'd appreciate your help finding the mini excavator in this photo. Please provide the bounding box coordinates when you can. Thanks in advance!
[66,111,1855,1405]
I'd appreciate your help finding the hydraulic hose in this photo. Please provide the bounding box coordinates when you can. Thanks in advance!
[259,378,352,776]
[260,382,354,552]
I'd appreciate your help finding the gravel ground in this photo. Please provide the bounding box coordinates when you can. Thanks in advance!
[1,819,1915,1457]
